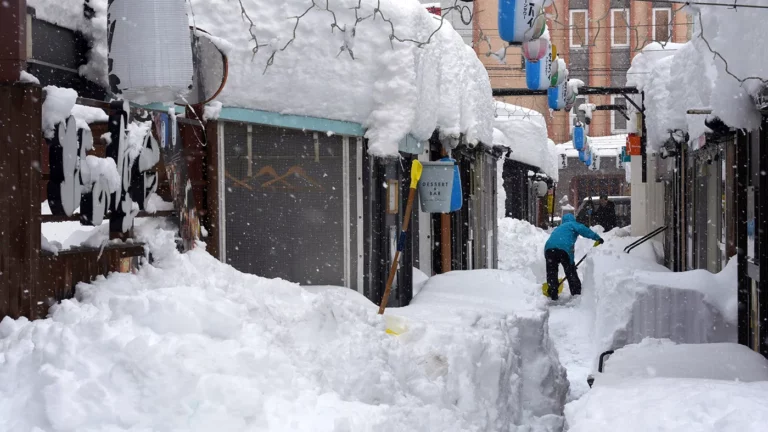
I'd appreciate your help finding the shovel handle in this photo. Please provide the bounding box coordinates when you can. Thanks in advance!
[378,185,418,315]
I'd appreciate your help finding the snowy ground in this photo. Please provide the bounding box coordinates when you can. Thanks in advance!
[3,219,568,432]
[498,218,768,432]
[497,219,641,401]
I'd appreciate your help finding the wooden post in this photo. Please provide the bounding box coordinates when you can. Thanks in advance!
[440,147,451,273]
[0,83,42,319]
[205,119,220,259]
[0,0,26,83]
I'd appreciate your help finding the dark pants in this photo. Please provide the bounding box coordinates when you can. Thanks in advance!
[545,248,581,299]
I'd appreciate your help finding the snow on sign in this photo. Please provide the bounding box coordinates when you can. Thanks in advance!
[46,115,84,217]
[107,0,193,104]
[106,102,161,233]
[498,0,547,44]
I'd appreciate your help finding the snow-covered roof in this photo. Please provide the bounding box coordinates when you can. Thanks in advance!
[493,101,558,181]
[556,134,626,158]
[627,1,768,151]
[27,0,493,157]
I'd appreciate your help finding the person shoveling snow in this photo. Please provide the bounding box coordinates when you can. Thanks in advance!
[543,213,603,300]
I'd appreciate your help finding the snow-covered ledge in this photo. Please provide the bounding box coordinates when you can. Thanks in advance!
[582,250,738,364]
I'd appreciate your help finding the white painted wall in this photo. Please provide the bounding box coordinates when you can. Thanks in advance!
[630,153,665,239]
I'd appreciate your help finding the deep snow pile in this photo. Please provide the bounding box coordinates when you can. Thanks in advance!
[565,376,768,432]
[497,218,551,283]
[400,270,569,429]
[627,0,768,150]
[493,102,559,181]
[567,339,768,432]
[2,220,565,431]
[581,247,737,360]
[594,338,768,384]
[27,0,493,157]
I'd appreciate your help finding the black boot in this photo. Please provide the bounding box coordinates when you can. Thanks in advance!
[548,286,559,301]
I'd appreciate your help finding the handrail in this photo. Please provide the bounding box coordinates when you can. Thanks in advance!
[624,226,667,254]
[587,349,617,388]
[598,350,615,373]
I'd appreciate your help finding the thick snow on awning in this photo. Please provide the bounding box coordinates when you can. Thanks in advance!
[27,0,494,157]
[627,0,768,150]
[493,101,558,180]
[556,134,627,158]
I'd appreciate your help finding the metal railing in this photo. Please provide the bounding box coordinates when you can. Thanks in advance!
[623,226,667,254]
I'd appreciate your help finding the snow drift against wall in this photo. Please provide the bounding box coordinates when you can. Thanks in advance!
[581,249,737,361]
[28,0,494,157]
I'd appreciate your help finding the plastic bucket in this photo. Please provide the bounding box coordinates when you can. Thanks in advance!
[418,160,456,213]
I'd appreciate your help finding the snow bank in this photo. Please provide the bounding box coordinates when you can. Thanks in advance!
[565,377,768,432]
[596,338,768,384]
[32,0,493,157]
[494,101,558,180]
[498,218,551,283]
[401,269,568,427]
[581,249,737,361]
[2,220,562,431]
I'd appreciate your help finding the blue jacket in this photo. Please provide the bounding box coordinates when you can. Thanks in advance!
[545,214,602,263]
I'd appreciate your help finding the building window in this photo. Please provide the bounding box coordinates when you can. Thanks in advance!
[570,9,588,48]
[653,8,672,42]
[611,8,630,47]
[611,95,628,133]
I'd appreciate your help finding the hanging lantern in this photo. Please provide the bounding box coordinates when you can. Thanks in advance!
[107,0,194,104]
[522,31,549,61]
[550,57,568,87]
[573,125,585,151]
[499,0,547,44]
[525,37,552,90]
[547,72,568,111]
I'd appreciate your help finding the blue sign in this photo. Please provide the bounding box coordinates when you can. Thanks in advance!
[525,41,552,91]
[441,157,463,212]
[573,125,585,150]
[499,0,546,44]
[548,78,567,111]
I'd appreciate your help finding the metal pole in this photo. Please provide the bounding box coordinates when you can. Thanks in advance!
[735,130,751,348]
[641,91,648,183]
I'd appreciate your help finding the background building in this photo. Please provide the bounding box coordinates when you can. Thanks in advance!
[473,0,692,143]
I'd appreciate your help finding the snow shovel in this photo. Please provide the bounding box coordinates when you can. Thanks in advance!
[379,159,423,317]
[541,240,601,297]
